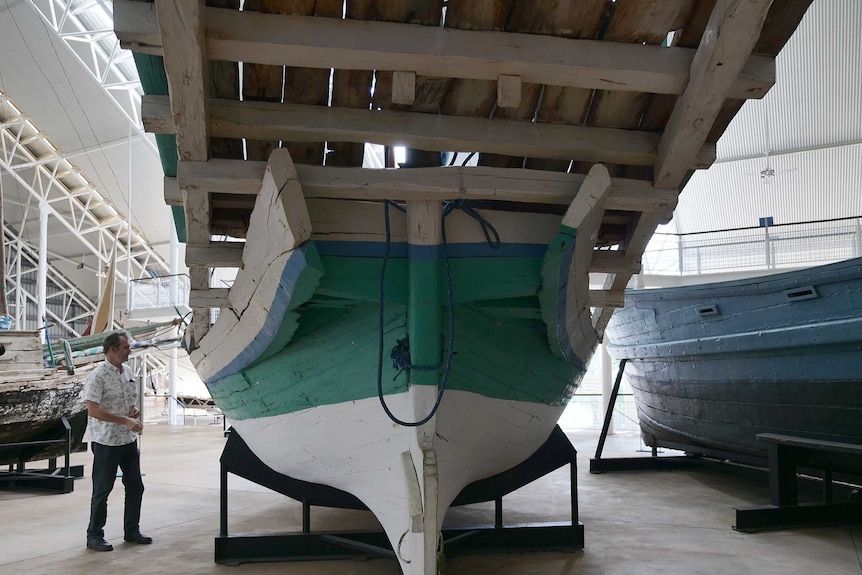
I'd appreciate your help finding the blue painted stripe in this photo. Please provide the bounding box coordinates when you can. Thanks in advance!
[315,240,546,258]
[207,246,309,385]
[555,237,584,369]
[408,244,441,261]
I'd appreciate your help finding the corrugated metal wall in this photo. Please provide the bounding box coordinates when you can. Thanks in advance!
[669,0,862,234]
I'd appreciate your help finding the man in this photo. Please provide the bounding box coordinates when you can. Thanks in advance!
[83,330,153,551]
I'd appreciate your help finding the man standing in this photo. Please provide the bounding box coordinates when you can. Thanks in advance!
[83,330,153,551]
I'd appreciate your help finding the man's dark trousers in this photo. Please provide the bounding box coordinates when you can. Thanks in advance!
[87,441,144,538]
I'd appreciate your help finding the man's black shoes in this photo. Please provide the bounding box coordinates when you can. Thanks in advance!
[124,530,153,545]
[86,537,113,552]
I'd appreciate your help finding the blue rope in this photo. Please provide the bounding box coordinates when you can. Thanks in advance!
[376,199,499,427]
[442,199,501,249]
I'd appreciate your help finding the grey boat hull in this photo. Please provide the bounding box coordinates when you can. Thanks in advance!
[605,257,862,465]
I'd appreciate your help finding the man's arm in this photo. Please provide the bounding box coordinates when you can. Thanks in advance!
[86,400,143,433]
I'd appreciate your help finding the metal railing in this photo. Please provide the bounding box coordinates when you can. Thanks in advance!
[643,216,862,276]
[128,273,190,312]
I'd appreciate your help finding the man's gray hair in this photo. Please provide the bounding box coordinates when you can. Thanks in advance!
[102,329,132,354]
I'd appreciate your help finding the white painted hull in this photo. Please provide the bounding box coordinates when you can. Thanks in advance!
[232,387,564,574]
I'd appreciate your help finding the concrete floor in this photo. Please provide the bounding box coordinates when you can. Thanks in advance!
[1,424,861,575]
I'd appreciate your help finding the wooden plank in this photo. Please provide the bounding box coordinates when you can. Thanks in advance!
[503,1,606,172]
[188,266,212,347]
[189,288,229,308]
[594,210,667,334]
[113,1,774,100]
[653,0,774,189]
[144,94,715,168]
[568,164,611,360]
[172,162,678,211]
[326,69,373,167]
[154,0,208,162]
[497,75,521,109]
[392,71,416,105]
[186,242,245,268]
[588,290,626,309]
[589,251,641,275]
[164,176,181,205]
[181,185,211,245]
[114,0,160,54]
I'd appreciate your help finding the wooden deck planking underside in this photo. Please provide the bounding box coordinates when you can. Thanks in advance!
[122,0,814,339]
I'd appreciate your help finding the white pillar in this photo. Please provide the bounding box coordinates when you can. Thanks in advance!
[37,202,48,342]
[126,124,133,312]
[600,340,614,435]
[168,223,179,425]
[15,240,23,327]
[140,352,147,425]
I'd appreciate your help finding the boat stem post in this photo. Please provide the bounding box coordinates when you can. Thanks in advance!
[406,199,443,574]
[594,358,627,460]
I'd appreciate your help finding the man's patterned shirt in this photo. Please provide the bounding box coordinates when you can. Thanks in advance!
[83,360,139,446]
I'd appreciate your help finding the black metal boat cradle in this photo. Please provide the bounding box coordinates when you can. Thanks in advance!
[734,433,862,532]
[214,425,584,565]
[0,416,85,493]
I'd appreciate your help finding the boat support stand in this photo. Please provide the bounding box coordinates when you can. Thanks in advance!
[0,416,85,493]
[589,359,701,473]
[214,426,584,566]
[735,433,862,532]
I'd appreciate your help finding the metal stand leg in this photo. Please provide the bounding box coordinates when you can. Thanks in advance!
[593,359,627,460]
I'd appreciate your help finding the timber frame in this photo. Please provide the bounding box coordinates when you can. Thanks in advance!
[115,0,813,340]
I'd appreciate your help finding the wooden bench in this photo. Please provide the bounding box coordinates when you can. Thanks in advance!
[735,433,862,532]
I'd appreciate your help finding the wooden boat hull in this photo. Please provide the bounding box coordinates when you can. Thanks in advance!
[0,367,91,465]
[189,151,607,573]
[605,257,862,464]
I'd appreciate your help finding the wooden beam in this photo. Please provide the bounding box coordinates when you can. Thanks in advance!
[589,251,641,275]
[172,162,678,212]
[594,211,668,334]
[114,0,773,100]
[144,95,716,167]
[114,0,160,55]
[497,75,521,109]
[187,266,211,348]
[164,176,181,205]
[392,71,416,105]
[154,0,208,162]
[653,0,774,188]
[189,287,229,308]
[186,242,245,268]
[588,290,625,309]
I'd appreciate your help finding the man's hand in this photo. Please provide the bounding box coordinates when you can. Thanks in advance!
[124,416,144,433]
[128,407,140,419]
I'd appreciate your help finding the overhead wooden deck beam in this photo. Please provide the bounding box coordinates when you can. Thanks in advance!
[115,0,774,100]
[143,95,716,168]
[653,0,774,189]
[166,163,678,213]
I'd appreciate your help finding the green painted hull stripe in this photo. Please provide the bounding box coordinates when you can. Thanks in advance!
[209,304,583,421]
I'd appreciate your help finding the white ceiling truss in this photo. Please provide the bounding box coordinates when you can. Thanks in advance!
[3,223,94,335]
[0,89,171,318]
[23,0,157,157]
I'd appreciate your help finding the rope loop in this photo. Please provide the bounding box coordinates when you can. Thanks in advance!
[377,199,496,427]
[442,199,501,249]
